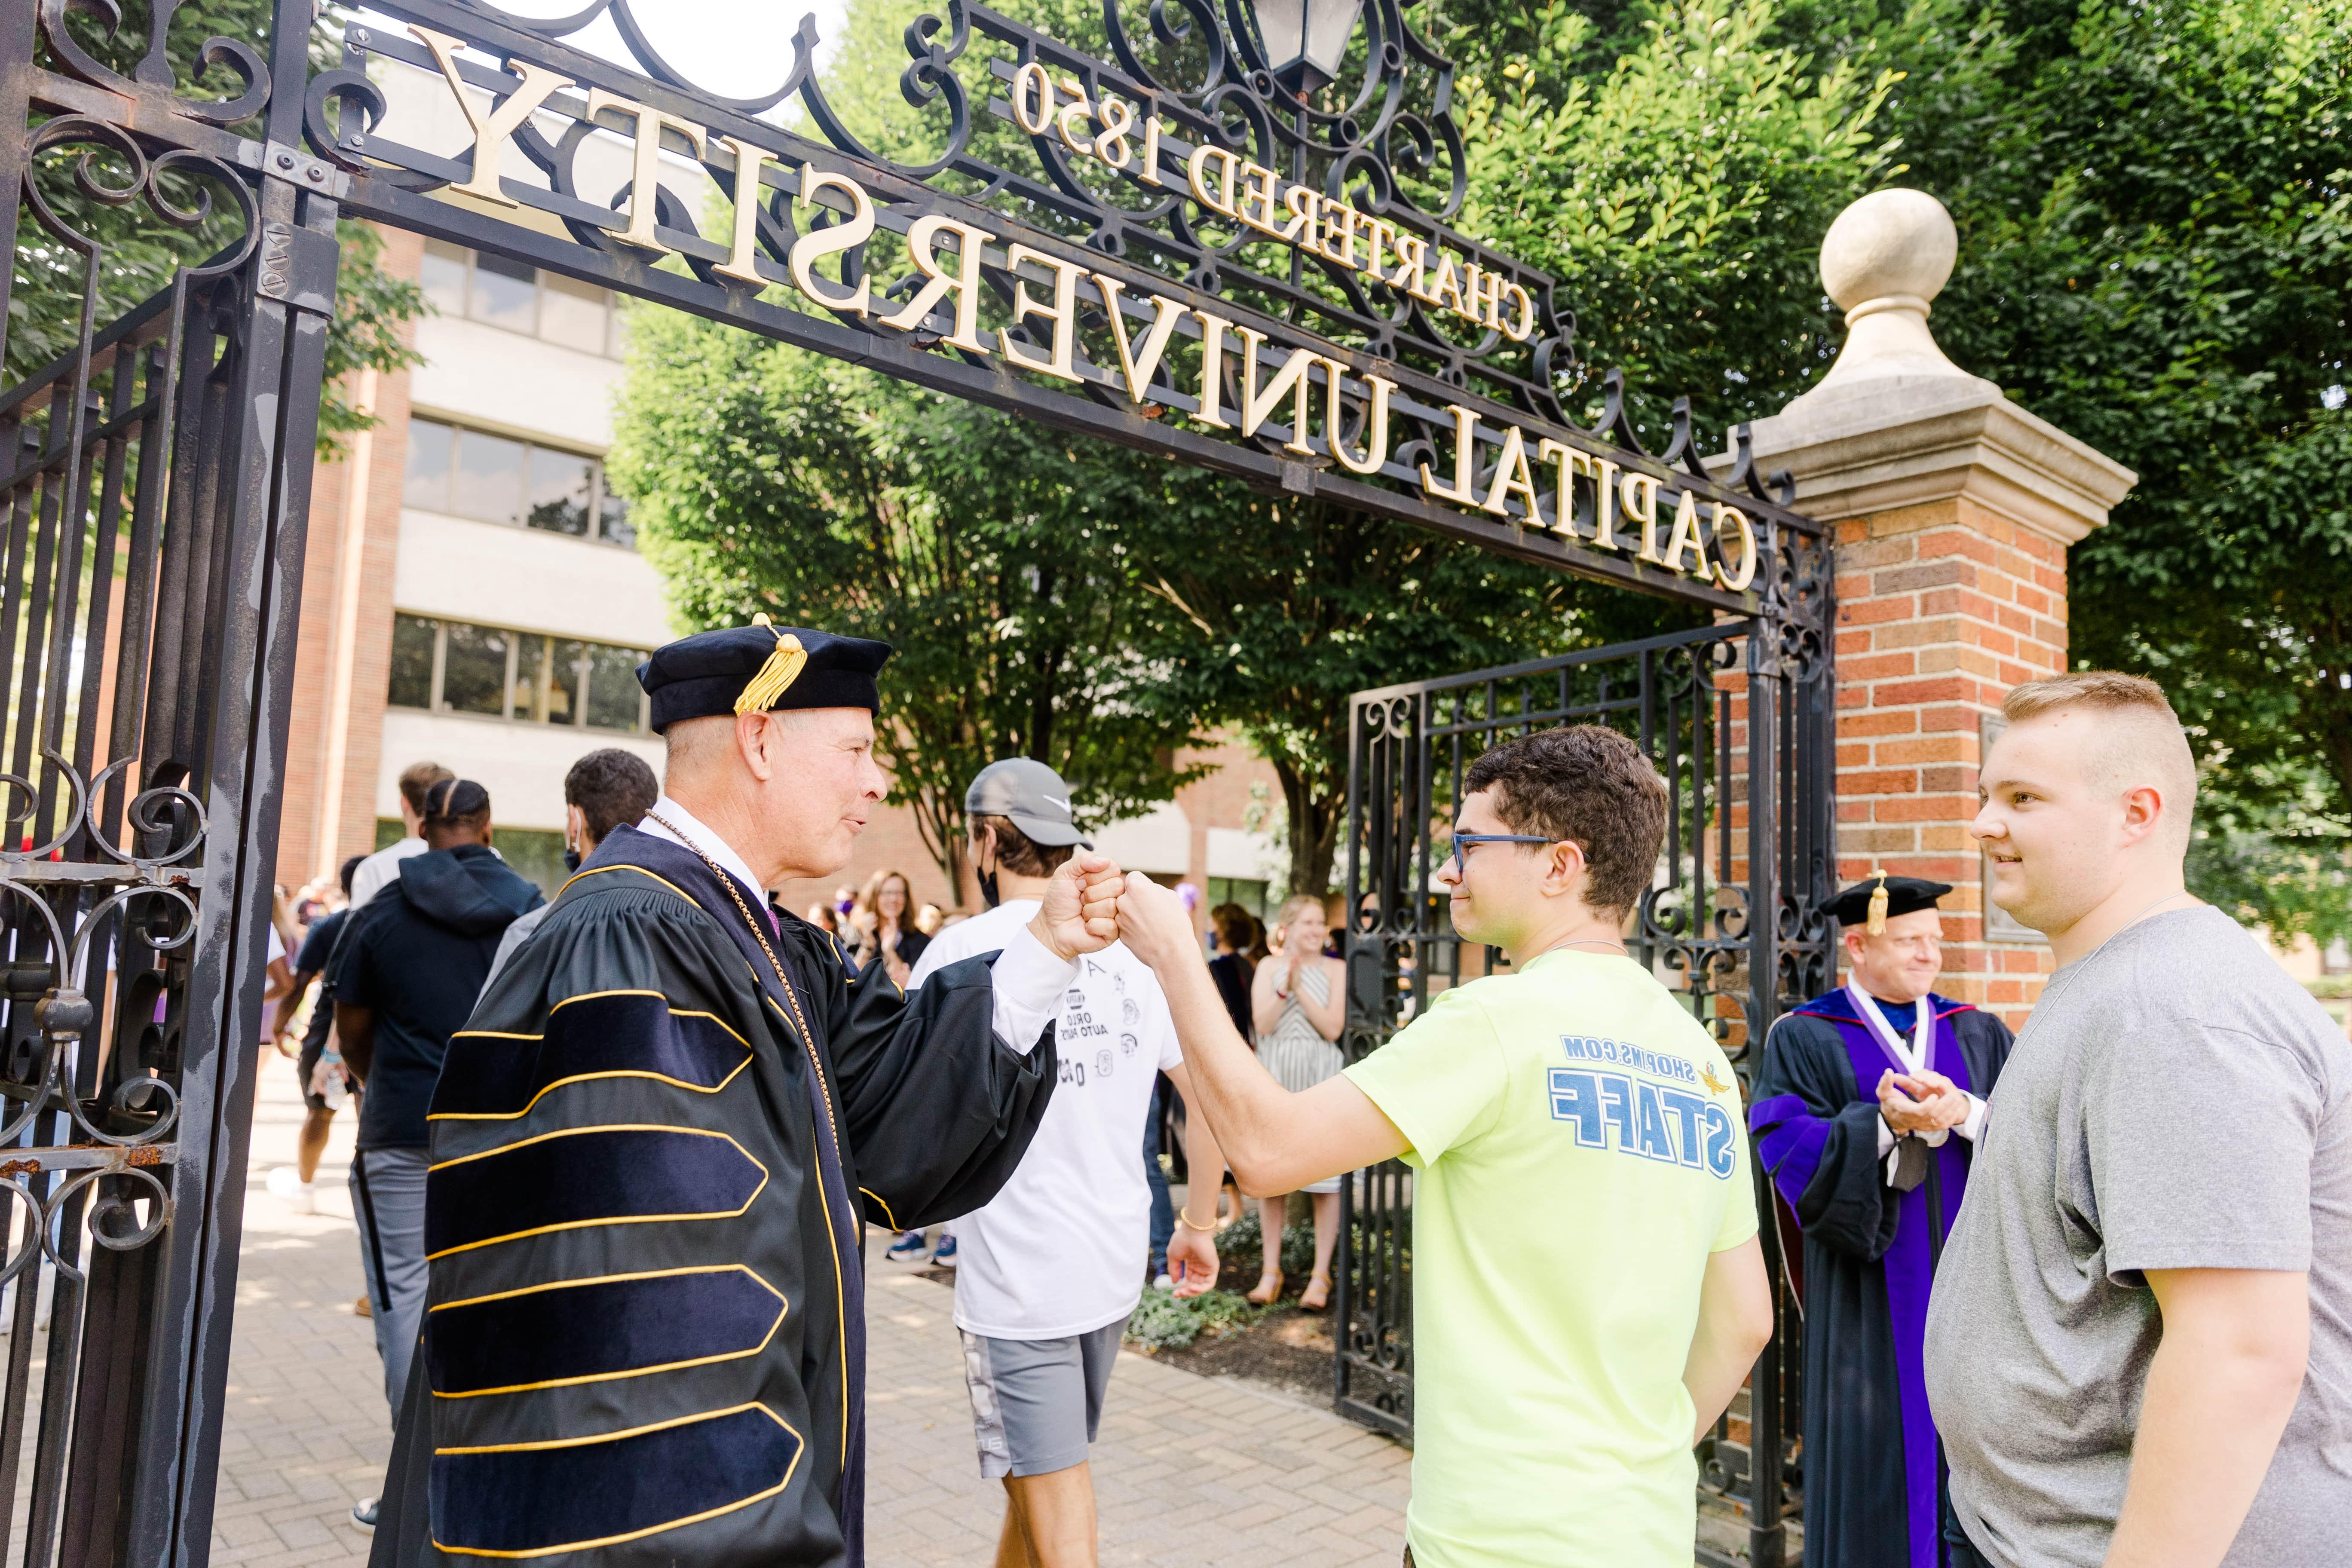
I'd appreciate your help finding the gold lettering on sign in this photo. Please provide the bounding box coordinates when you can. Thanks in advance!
[1010,63,1056,135]
[410,27,575,208]
[1592,457,1623,550]
[1481,424,1540,521]
[715,138,776,287]
[1620,471,1662,563]
[1139,115,1164,186]
[1191,309,1235,429]
[1536,438,1578,536]
[1000,244,1084,383]
[1420,405,1480,506]
[1504,283,1537,341]
[1661,489,1709,576]
[877,215,994,353]
[1237,163,1282,237]
[785,164,877,316]
[1233,328,1320,454]
[1326,368,1395,475]
[1091,277,1189,400]
[1713,503,1758,592]
[1188,146,1242,219]
[585,88,707,252]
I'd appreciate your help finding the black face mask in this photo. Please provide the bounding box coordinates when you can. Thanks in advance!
[562,848,582,874]
[977,865,1000,909]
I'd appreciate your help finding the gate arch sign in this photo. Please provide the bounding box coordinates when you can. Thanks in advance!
[0,5,1829,1567]
[303,0,1825,620]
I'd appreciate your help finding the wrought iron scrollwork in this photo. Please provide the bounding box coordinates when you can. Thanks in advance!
[33,0,274,127]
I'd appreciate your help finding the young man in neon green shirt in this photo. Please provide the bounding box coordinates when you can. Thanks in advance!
[1115,724,1773,1567]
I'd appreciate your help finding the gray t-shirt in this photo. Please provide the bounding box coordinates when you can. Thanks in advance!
[1925,906,2352,1567]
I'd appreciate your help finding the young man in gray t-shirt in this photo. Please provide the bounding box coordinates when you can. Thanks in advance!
[1924,673,2348,1568]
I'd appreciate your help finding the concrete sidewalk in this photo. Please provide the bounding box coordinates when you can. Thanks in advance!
[213,1055,1409,1568]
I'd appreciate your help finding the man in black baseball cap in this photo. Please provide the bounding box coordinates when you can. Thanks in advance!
[372,619,1128,1568]
[1746,871,2017,1568]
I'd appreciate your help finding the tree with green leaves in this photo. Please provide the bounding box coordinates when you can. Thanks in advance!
[1915,0,2352,946]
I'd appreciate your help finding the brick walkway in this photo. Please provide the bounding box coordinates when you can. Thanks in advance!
[214,1059,1409,1568]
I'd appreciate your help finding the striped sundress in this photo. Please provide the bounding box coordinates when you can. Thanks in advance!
[1260,962,1344,1194]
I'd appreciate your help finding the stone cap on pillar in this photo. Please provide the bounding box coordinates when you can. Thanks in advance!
[1709,188,2135,542]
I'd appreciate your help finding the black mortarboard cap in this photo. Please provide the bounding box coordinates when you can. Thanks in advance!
[637,616,893,734]
[1818,872,1952,931]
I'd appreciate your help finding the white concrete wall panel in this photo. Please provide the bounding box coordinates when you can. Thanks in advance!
[410,317,627,450]
[1092,801,1192,875]
[377,709,664,831]
[1205,826,1286,882]
[394,509,676,648]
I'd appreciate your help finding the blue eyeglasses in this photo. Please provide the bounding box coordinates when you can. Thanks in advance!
[1442,833,1555,876]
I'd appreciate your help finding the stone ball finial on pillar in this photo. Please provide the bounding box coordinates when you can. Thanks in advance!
[1782,187,1997,415]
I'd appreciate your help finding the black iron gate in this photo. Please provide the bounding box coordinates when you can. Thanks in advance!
[0,9,339,1567]
[1338,607,1837,1566]
[3,0,1839,1563]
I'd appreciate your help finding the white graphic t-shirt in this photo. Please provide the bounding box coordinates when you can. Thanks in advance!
[909,900,1181,1339]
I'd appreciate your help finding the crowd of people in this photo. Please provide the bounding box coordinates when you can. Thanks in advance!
[249,614,2343,1568]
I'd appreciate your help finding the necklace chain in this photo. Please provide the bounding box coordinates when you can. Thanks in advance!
[642,810,841,1156]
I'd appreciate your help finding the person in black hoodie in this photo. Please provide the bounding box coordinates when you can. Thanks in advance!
[331,778,540,1534]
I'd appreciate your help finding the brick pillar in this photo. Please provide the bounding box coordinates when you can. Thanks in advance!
[1717,190,2135,1027]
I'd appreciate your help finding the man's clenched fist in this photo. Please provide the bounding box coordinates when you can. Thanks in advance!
[1030,852,1127,962]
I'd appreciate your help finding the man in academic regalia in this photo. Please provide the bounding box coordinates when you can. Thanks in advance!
[369,618,1122,1568]
[1748,874,2016,1568]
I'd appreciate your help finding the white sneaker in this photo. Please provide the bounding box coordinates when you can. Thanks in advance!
[266,1166,317,1213]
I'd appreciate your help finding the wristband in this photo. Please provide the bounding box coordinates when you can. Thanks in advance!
[1176,1209,1216,1232]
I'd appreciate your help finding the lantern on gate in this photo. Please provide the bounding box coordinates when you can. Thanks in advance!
[1253,0,1364,95]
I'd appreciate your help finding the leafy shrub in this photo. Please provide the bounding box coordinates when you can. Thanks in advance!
[1124,1285,1268,1351]
[1213,1210,1317,1282]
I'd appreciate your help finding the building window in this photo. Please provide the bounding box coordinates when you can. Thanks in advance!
[403,416,634,548]
[387,613,651,734]
[421,239,626,358]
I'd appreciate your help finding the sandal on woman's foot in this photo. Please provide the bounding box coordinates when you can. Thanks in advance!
[1299,1271,1332,1311]
[1246,1269,1283,1306]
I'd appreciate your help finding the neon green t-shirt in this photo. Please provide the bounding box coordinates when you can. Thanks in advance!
[1344,948,1758,1568]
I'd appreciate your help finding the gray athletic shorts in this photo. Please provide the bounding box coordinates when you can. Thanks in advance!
[959,1321,1123,1479]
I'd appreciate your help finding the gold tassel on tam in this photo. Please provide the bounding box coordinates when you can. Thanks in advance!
[1865,868,1890,936]
[733,613,808,716]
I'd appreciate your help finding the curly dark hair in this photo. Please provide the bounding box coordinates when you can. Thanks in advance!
[564,748,660,846]
[1462,724,1666,918]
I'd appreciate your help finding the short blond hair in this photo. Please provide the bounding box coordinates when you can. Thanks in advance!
[2001,670,2179,727]
[2000,670,2196,846]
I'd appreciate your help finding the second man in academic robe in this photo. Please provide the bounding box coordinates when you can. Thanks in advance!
[1749,876,2016,1568]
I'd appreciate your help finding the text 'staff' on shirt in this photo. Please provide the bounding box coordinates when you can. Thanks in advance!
[429,990,753,1121]
[425,1127,767,1258]
[427,1266,788,1399]
[431,1403,803,1558]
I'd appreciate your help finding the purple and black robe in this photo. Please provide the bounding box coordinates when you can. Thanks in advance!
[1749,989,2014,1568]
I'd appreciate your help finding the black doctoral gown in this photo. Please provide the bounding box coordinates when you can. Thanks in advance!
[1748,990,2014,1568]
[369,826,1057,1568]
